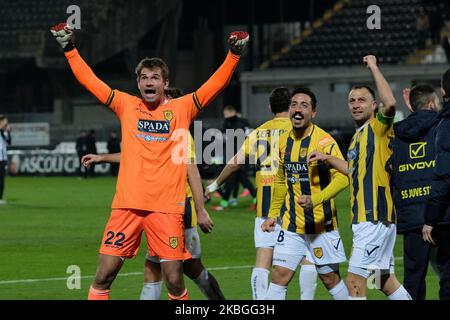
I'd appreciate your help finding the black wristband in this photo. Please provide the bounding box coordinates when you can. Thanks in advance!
[64,41,75,52]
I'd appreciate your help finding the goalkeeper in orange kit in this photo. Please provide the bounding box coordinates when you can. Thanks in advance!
[50,22,248,300]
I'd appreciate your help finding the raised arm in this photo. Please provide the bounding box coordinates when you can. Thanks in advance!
[192,32,249,113]
[363,55,396,117]
[50,23,112,105]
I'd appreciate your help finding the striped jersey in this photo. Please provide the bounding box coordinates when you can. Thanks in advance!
[242,117,292,218]
[184,133,197,228]
[269,124,348,234]
[347,112,395,224]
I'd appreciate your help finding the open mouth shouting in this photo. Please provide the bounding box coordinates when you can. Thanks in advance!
[143,88,157,99]
[291,112,305,126]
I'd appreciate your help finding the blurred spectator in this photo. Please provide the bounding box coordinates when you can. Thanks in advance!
[427,4,444,45]
[165,87,184,99]
[86,130,97,177]
[0,115,11,204]
[214,105,256,210]
[445,0,450,20]
[416,7,430,49]
[107,131,121,176]
[442,35,450,63]
[75,130,89,178]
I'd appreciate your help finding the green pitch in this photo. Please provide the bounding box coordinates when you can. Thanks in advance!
[0,177,440,299]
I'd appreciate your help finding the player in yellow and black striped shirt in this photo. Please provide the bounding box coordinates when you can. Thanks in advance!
[206,87,319,300]
[309,55,411,300]
[262,87,349,300]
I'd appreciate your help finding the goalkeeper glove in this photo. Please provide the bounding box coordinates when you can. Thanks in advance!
[228,31,249,55]
[50,23,75,51]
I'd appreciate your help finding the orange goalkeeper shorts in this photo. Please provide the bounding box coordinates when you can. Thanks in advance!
[99,209,191,260]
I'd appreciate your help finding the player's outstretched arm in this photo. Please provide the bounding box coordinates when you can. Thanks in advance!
[193,32,249,111]
[50,23,112,106]
[363,55,396,117]
[308,151,349,175]
[205,149,245,198]
[82,153,121,167]
[187,163,214,234]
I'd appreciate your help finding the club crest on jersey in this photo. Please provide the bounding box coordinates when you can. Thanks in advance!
[300,148,308,159]
[169,237,178,249]
[163,110,173,121]
[347,149,357,161]
[314,247,323,259]
[138,120,170,134]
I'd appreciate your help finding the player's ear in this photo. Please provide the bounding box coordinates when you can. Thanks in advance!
[372,100,377,111]
[312,108,317,119]
[164,79,169,90]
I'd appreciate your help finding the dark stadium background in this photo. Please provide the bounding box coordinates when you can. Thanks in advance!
[3,0,448,176]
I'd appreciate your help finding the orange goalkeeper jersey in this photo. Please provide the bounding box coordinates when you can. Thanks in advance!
[65,48,239,214]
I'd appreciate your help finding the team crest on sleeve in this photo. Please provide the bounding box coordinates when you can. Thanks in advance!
[318,137,333,147]
[313,247,323,259]
[347,148,357,161]
[169,236,179,249]
[164,110,173,121]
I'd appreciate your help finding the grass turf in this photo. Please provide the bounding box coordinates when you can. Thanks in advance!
[0,177,440,299]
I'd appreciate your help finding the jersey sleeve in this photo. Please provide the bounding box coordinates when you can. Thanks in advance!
[240,129,258,158]
[187,133,196,164]
[371,112,394,137]
[64,49,129,118]
[268,137,288,219]
[185,51,240,121]
[311,136,349,207]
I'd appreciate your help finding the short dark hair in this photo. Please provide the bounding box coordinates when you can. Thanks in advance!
[165,87,184,99]
[135,57,169,81]
[0,115,6,122]
[442,69,450,100]
[291,87,317,110]
[269,87,290,114]
[224,105,237,112]
[409,83,437,111]
[351,85,376,101]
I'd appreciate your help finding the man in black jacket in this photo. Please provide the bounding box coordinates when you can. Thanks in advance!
[75,130,89,178]
[0,115,11,204]
[391,83,450,300]
[423,69,450,300]
[213,105,256,210]
[107,131,121,176]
